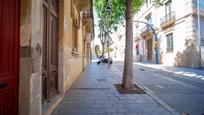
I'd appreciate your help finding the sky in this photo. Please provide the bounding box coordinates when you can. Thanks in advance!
[93,8,101,46]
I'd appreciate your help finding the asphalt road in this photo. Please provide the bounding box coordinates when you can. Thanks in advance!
[114,62,204,115]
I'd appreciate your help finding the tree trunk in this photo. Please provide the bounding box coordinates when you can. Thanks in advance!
[102,43,105,58]
[122,0,134,89]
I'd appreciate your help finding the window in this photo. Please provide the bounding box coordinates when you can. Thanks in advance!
[146,15,152,24]
[72,18,78,52]
[146,15,152,30]
[149,0,152,4]
[135,25,139,34]
[136,44,139,55]
[146,0,148,7]
[201,37,204,46]
[165,0,172,16]
[146,0,152,7]
[166,33,174,52]
[71,2,80,54]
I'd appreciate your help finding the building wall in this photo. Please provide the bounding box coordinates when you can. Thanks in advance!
[200,18,204,67]
[63,0,82,92]
[196,1,204,67]
[133,0,202,68]
[63,0,91,91]
[19,0,93,115]
[19,0,43,115]
[110,25,126,61]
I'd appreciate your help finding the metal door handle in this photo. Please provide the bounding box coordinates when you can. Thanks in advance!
[0,83,7,89]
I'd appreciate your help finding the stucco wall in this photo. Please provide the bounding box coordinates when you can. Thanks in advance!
[63,0,83,91]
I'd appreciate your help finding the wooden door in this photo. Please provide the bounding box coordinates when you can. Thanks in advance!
[42,0,59,103]
[147,39,153,60]
[0,0,20,115]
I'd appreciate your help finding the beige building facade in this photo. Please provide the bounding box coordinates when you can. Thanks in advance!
[134,0,204,68]
[110,24,126,61]
[111,0,204,68]
[0,0,94,115]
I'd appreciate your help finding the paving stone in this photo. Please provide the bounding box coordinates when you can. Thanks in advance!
[52,63,174,115]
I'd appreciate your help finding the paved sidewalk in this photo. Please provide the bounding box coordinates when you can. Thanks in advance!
[134,62,204,80]
[52,63,175,115]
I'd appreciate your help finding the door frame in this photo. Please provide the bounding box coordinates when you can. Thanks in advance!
[42,0,59,103]
[16,0,20,113]
[146,39,153,60]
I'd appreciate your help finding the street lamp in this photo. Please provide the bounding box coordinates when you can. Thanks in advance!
[106,0,111,68]
[106,1,111,14]
[133,21,159,64]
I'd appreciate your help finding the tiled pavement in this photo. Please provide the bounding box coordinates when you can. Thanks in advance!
[52,63,175,115]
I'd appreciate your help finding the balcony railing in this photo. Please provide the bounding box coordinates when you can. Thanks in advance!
[160,11,176,27]
[140,24,154,33]
[140,24,154,39]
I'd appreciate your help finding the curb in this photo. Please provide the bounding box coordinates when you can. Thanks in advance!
[112,65,180,115]
[134,63,204,80]
[138,84,180,115]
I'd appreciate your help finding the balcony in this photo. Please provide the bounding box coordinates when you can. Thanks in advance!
[140,25,154,40]
[160,12,176,28]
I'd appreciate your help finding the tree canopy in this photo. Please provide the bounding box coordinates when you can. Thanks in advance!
[94,0,143,31]
[94,0,164,31]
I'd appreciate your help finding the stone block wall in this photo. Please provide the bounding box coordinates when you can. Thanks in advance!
[132,0,202,68]
[19,0,92,115]
[19,0,43,115]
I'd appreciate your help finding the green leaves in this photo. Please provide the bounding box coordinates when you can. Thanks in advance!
[153,0,165,7]
[94,0,125,31]
[94,0,145,31]
[94,0,163,34]
[133,0,143,13]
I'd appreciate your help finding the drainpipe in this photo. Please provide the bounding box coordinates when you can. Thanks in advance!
[197,0,201,67]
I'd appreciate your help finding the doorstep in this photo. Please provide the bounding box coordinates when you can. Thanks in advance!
[42,94,64,115]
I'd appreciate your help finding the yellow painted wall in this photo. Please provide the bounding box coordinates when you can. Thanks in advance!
[62,0,91,92]
[19,0,92,115]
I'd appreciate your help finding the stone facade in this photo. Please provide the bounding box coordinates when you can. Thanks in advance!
[19,0,94,115]
[111,0,204,68]
[134,0,204,68]
[110,24,126,61]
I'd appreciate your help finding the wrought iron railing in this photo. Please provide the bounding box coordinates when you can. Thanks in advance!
[160,11,176,25]
[140,24,154,34]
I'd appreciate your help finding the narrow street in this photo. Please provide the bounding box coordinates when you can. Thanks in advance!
[114,62,204,115]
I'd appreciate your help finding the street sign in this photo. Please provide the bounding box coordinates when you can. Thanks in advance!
[154,41,158,49]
